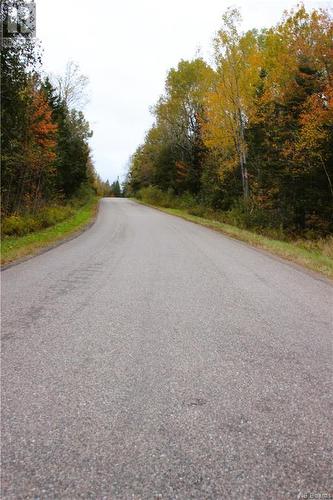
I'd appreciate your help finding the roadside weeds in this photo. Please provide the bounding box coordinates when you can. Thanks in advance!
[1,198,99,268]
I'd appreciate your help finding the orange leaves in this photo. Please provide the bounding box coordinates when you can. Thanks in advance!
[261,7,333,108]
[300,84,333,129]
[175,161,189,181]
[30,89,57,158]
[20,80,59,209]
[296,83,333,180]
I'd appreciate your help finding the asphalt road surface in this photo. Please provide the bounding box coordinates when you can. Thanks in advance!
[1,198,332,499]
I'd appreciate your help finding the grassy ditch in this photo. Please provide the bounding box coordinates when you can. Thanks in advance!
[1,197,99,266]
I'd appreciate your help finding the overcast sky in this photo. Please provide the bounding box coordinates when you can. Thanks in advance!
[37,0,331,182]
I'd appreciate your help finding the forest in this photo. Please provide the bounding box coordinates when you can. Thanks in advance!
[0,0,112,238]
[125,5,333,239]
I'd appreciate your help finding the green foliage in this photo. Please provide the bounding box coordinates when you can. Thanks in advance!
[136,186,198,210]
[37,206,74,228]
[110,179,122,197]
[71,184,96,207]
[137,186,172,207]
[2,215,36,237]
[1,197,99,265]
[92,175,113,197]
[126,5,333,238]
[1,0,98,222]
[53,107,92,198]
[1,205,74,237]
[125,59,214,197]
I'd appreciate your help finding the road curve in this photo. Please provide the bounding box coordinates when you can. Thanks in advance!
[1,198,332,499]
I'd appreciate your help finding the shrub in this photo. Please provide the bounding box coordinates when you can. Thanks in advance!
[177,192,196,209]
[1,205,75,238]
[188,205,207,217]
[37,206,73,228]
[72,184,95,207]
[137,186,170,207]
[2,215,28,236]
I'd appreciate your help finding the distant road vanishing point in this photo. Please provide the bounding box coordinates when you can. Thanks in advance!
[1,198,332,498]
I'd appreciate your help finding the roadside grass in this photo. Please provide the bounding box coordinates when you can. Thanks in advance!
[1,197,99,266]
[136,200,333,279]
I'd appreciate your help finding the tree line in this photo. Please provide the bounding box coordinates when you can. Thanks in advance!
[1,0,112,218]
[126,6,333,236]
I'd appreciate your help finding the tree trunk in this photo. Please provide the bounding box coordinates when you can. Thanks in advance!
[240,153,249,200]
[33,173,42,213]
[320,155,333,200]
[238,109,249,200]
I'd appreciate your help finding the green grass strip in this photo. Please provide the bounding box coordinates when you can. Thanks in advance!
[1,197,99,266]
[137,201,333,280]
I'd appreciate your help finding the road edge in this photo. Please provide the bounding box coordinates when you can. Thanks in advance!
[1,200,100,271]
[134,199,332,284]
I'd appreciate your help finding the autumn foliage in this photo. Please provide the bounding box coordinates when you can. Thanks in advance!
[1,0,100,219]
[126,5,333,236]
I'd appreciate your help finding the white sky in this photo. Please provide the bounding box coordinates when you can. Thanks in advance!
[37,0,331,182]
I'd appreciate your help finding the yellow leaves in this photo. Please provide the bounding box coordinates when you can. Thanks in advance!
[297,84,333,160]
[260,6,333,109]
[218,156,238,181]
[202,16,261,184]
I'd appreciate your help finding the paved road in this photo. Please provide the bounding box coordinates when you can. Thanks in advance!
[1,198,332,499]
